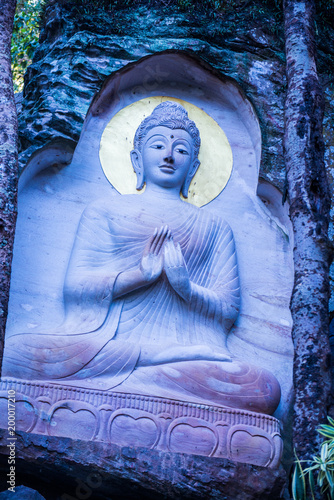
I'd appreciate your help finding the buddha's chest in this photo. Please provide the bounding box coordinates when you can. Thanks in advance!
[108,207,202,243]
[106,206,210,266]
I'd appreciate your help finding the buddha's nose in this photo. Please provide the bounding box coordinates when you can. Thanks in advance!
[164,155,174,164]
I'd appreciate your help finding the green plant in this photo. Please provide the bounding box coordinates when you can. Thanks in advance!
[11,0,43,92]
[292,417,334,500]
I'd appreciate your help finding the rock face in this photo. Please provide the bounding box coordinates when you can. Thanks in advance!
[0,0,18,378]
[2,53,292,478]
[17,0,334,317]
[18,0,288,189]
[5,0,334,497]
[0,486,46,500]
[0,429,286,500]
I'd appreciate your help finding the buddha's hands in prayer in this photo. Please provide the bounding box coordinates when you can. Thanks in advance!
[164,234,191,301]
[113,226,169,298]
[140,225,169,284]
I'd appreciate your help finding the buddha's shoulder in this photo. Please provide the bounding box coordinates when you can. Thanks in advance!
[197,207,232,231]
[178,204,233,238]
[82,194,139,218]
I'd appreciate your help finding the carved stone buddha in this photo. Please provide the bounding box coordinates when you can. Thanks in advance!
[2,102,281,416]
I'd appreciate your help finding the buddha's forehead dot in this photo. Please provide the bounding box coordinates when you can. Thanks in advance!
[171,134,174,138]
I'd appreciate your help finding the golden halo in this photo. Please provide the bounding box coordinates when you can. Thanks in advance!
[99,96,233,207]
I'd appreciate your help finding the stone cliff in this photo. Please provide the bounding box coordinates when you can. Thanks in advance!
[3,1,334,498]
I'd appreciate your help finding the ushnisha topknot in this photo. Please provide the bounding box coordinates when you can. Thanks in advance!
[133,101,201,159]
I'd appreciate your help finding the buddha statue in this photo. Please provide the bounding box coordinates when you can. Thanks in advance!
[2,102,281,415]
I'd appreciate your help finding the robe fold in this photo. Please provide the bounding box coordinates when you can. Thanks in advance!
[3,196,280,414]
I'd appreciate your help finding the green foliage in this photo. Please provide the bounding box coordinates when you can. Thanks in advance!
[50,0,283,18]
[292,452,309,500]
[10,0,332,95]
[11,0,43,92]
[316,0,334,28]
[50,0,284,44]
[292,417,334,500]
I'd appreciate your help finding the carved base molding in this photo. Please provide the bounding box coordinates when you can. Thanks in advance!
[0,378,282,468]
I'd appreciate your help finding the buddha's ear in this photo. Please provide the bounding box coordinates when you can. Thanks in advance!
[131,149,145,191]
[181,159,200,198]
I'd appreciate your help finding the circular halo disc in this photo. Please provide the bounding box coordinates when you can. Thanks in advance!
[99,96,233,207]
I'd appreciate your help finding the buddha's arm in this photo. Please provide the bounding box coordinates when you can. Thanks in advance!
[62,204,117,327]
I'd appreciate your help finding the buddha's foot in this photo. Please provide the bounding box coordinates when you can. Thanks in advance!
[116,359,281,415]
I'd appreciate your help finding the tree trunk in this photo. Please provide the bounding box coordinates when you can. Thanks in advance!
[0,0,18,373]
[284,0,332,462]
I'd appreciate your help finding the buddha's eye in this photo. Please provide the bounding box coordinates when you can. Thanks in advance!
[150,143,164,150]
[176,148,189,155]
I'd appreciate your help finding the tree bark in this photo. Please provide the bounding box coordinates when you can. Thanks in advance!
[284,0,332,462]
[0,0,18,373]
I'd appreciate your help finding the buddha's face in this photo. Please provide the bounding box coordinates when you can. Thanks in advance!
[138,126,197,191]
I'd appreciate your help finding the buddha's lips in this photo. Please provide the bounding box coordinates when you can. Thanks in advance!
[159,164,175,171]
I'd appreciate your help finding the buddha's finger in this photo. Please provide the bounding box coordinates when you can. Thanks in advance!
[169,242,182,267]
[167,240,178,266]
[174,243,182,266]
[151,226,164,253]
[172,244,181,267]
[165,232,173,251]
[143,228,157,256]
[164,240,175,267]
[163,243,170,267]
[176,243,184,266]
[154,225,169,255]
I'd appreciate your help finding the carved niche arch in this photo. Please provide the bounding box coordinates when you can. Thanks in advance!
[5,51,293,424]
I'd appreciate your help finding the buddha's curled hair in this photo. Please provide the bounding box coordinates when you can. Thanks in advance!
[134,101,201,159]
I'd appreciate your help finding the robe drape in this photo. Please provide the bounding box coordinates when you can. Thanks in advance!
[3,197,239,385]
[3,196,280,414]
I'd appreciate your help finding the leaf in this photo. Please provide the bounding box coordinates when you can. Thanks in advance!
[325,469,334,490]
[322,443,329,462]
[11,0,43,91]
[308,471,316,500]
[292,455,307,500]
